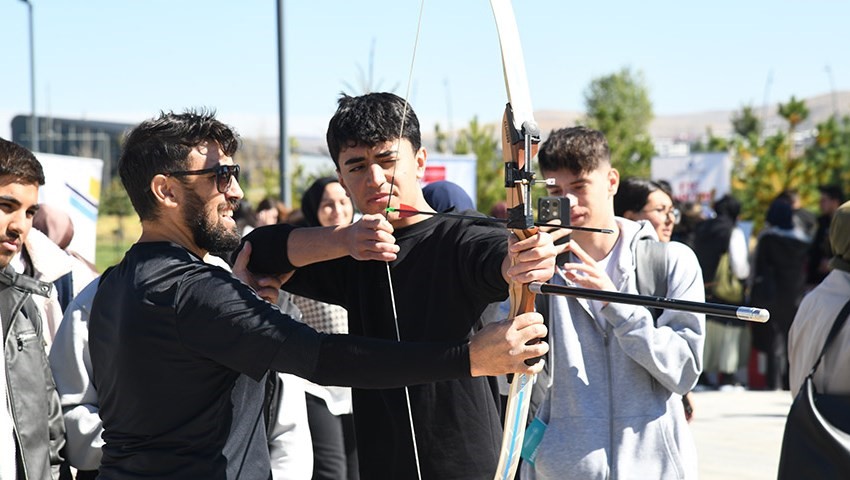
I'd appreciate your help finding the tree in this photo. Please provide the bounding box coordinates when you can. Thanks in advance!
[691,127,729,153]
[583,67,655,178]
[730,96,835,229]
[731,105,762,144]
[803,115,850,194]
[453,117,501,215]
[99,177,133,217]
[778,96,810,132]
[434,123,449,154]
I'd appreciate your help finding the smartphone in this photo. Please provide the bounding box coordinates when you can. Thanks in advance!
[538,196,571,265]
[538,196,569,225]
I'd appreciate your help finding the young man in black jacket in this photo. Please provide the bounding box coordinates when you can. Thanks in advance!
[0,137,65,479]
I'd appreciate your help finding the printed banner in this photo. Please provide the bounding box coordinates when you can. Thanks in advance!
[651,152,731,204]
[422,154,478,207]
[35,152,104,263]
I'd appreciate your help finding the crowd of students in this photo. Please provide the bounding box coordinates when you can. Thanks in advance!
[1,90,846,480]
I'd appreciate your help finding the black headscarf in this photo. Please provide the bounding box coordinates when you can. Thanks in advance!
[300,177,341,227]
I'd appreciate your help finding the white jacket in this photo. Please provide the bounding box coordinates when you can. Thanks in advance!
[12,228,97,350]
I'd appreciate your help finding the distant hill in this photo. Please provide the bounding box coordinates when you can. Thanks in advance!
[284,90,850,156]
[526,91,850,143]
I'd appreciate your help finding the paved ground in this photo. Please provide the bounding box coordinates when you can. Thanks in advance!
[690,389,793,480]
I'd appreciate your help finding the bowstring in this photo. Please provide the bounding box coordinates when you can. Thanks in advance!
[383,0,426,478]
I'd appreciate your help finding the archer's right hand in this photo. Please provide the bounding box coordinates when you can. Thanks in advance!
[344,213,399,262]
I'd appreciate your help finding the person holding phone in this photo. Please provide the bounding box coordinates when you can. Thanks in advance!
[523,127,705,480]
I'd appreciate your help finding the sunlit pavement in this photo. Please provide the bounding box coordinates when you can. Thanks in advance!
[690,389,793,480]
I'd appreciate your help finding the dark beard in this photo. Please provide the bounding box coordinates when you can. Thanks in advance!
[183,188,241,255]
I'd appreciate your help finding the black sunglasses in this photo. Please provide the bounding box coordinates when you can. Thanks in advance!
[166,164,240,193]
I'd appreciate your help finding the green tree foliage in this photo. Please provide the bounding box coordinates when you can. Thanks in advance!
[803,115,850,193]
[691,127,729,153]
[731,105,762,145]
[733,131,798,228]
[731,96,849,230]
[777,96,809,132]
[434,123,449,154]
[99,177,133,216]
[453,116,502,215]
[583,67,655,178]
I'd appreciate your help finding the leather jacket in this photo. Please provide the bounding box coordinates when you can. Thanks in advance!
[1,266,65,479]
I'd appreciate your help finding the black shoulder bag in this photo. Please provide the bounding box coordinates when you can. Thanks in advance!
[777,298,850,479]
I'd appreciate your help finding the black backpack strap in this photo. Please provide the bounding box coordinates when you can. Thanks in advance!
[634,238,668,321]
[54,271,74,312]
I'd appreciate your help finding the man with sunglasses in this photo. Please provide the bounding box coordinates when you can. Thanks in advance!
[87,109,549,480]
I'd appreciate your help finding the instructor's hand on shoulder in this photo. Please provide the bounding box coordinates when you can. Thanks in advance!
[469,311,548,377]
[232,241,290,303]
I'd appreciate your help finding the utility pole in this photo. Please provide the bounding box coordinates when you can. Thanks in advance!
[825,65,838,119]
[21,0,38,152]
[276,0,291,207]
[760,69,773,140]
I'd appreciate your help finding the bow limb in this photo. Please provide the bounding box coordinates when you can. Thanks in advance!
[489,1,541,479]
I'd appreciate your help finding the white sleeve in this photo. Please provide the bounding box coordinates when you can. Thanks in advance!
[728,227,750,280]
[47,279,104,471]
[1,314,17,479]
[268,373,313,480]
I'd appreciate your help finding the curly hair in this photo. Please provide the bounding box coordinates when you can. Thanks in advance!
[537,126,609,175]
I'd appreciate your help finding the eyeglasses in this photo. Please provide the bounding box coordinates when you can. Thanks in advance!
[165,164,240,194]
[642,206,681,224]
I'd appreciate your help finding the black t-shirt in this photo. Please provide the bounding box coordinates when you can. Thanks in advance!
[246,215,510,479]
[89,242,470,480]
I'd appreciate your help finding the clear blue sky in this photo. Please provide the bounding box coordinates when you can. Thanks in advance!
[2,0,848,141]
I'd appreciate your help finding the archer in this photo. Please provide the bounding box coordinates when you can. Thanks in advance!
[243,92,556,479]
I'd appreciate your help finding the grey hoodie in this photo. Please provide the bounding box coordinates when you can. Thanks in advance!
[524,218,705,480]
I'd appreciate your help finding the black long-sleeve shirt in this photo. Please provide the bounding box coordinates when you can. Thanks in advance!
[245,215,509,479]
[89,242,469,480]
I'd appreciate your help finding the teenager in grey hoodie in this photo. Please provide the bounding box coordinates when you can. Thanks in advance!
[523,127,705,480]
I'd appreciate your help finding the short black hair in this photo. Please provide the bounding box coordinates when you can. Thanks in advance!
[614,177,671,216]
[819,184,845,203]
[325,92,421,168]
[713,194,741,220]
[118,109,239,221]
[0,137,45,186]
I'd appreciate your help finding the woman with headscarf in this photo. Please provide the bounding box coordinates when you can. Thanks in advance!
[750,196,810,390]
[291,177,359,480]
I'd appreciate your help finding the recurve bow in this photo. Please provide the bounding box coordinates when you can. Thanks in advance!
[489,1,542,479]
